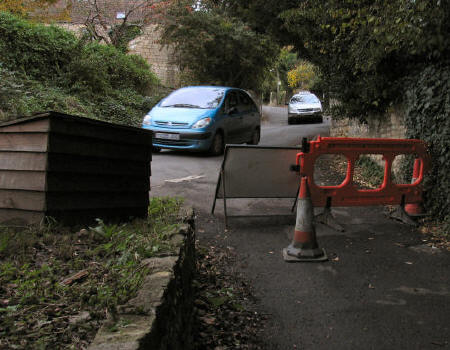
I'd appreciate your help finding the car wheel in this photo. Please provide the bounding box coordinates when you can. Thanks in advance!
[209,132,224,156]
[152,146,161,153]
[248,128,260,145]
[288,118,294,125]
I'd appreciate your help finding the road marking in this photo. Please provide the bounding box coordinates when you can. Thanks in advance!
[165,175,205,183]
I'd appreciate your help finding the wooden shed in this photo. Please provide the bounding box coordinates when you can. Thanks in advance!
[0,112,153,225]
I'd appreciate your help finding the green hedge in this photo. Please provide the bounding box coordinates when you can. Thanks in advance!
[0,12,78,80]
[405,62,450,234]
[66,43,158,96]
[0,68,95,120]
[0,12,161,127]
[0,68,160,127]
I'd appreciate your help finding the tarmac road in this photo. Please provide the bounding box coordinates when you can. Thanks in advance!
[150,106,450,350]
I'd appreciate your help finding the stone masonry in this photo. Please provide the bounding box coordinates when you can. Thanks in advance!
[330,105,408,174]
[128,25,180,88]
[88,206,196,350]
[331,105,407,139]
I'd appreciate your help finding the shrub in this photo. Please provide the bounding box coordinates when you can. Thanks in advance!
[160,2,278,90]
[0,12,161,127]
[0,67,95,121]
[287,60,320,91]
[67,44,158,96]
[94,90,161,127]
[0,67,163,127]
[0,12,78,80]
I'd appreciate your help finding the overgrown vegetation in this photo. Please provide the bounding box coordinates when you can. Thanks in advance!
[287,60,320,92]
[70,0,160,52]
[404,62,450,235]
[218,0,449,232]
[159,0,278,90]
[260,47,321,103]
[280,0,449,118]
[0,12,162,126]
[0,197,182,349]
[107,24,143,53]
[353,156,385,189]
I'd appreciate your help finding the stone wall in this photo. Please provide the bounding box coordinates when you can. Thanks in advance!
[330,105,408,173]
[331,105,406,139]
[128,25,180,88]
[88,206,196,350]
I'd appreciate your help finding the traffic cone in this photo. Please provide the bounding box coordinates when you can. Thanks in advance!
[283,177,327,262]
[405,159,424,216]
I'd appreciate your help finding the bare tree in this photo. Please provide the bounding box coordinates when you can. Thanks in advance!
[71,0,169,48]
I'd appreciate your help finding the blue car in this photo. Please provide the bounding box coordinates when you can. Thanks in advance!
[142,86,261,155]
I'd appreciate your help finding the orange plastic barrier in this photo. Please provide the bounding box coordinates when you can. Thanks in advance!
[296,137,431,207]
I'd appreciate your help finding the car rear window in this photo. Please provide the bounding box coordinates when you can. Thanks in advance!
[160,87,226,109]
[290,94,320,104]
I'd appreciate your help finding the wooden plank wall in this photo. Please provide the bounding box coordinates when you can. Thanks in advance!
[0,118,50,224]
[0,112,153,225]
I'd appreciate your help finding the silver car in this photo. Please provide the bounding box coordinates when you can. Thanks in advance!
[287,92,323,124]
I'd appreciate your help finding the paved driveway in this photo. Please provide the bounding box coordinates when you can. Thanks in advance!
[150,106,450,349]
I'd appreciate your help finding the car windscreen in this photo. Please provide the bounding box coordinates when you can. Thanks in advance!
[160,88,226,109]
[290,94,320,104]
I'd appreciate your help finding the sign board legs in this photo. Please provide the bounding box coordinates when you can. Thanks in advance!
[222,169,228,228]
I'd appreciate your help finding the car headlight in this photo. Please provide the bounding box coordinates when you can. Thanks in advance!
[192,117,212,129]
[313,108,322,112]
[143,114,152,126]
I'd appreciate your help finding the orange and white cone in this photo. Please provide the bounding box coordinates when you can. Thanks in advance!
[283,176,327,262]
[405,159,424,216]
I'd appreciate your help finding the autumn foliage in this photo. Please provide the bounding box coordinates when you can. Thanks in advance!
[287,60,319,91]
[0,0,69,22]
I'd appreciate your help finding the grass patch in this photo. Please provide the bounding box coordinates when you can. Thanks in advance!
[0,197,182,349]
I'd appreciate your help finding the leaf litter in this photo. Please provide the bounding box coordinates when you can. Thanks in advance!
[193,244,267,349]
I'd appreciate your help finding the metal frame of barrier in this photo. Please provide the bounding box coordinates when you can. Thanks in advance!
[296,136,431,209]
[211,144,302,227]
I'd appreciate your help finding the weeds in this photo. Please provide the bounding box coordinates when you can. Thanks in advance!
[0,197,183,349]
[354,156,385,189]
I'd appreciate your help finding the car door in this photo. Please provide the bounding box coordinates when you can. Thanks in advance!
[222,90,245,143]
[237,91,259,141]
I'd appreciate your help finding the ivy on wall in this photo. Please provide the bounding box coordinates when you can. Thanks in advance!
[404,62,450,234]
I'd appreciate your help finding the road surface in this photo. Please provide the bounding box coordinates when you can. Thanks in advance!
[150,106,450,350]
[150,106,330,188]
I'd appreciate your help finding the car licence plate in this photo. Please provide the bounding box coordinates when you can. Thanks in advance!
[155,133,180,140]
